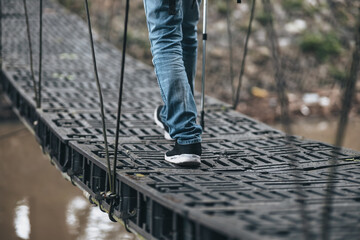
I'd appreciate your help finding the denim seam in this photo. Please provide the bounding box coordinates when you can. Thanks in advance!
[178,137,202,145]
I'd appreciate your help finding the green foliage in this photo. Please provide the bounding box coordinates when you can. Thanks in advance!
[126,31,150,49]
[216,0,228,15]
[334,8,349,25]
[58,0,86,16]
[299,33,342,62]
[282,0,303,11]
[329,66,347,86]
[256,11,273,26]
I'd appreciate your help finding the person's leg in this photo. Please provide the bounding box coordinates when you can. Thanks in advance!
[144,0,202,145]
[182,0,200,95]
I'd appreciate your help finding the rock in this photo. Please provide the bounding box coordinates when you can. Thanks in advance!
[305,0,318,7]
[303,93,320,105]
[300,105,311,116]
[251,87,269,98]
[319,96,330,107]
[287,93,298,103]
[279,38,291,47]
[254,29,267,43]
[246,63,259,75]
[284,19,307,34]
[252,46,271,64]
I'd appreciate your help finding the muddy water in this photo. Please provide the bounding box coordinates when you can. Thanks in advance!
[0,121,137,240]
[272,117,360,151]
[1,118,360,240]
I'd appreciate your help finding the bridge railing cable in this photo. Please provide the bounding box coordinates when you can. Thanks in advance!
[225,0,235,103]
[83,0,133,226]
[260,1,312,239]
[113,0,130,195]
[38,0,42,108]
[84,0,113,193]
[321,5,360,239]
[23,0,39,107]
[232,0,255,110]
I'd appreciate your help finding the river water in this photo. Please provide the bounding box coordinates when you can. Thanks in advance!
[0,121,137,240]
[273,117,360,151]
[0,118,359,240]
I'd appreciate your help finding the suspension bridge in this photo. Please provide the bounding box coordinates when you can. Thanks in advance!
[1,0,360,239]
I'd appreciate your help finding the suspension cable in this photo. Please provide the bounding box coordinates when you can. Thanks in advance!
[226,0,235,102]
[261,1,311,239]
[232,0,256,110]
[84,0,113,193]
[38,0,43,108]
[112,0,130,192]
[321,6,360,239]
[23,0,39,106]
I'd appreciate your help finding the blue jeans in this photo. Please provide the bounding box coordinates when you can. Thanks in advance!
[144,0,202,145]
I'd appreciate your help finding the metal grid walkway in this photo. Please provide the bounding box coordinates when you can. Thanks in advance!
[1,0,360,239]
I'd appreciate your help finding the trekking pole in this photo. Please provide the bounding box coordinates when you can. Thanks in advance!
[200,0,208,130]
[200,0,241,129]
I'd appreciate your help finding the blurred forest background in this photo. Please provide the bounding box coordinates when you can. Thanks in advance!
[57,0,360,124]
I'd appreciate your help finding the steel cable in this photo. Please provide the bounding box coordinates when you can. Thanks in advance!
[261,1,311,239]
[38,0,42,108]
[23,0,39,106]
[226,0,235,103]
[232,0,256,110]
[321,5,360,239]
[84,0,113,193]
[113,0,130,192]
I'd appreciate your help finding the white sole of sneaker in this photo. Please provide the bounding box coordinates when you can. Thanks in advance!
[164,131,174,141]
[154,107,164,129]
[165,154,201,166]
[154,107,174,141]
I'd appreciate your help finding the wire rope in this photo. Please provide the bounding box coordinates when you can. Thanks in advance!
[38,0,42,108]
[261,1,311,239]
[84,0,113,193]
[112,0,130,192]
[226,0,235,103]
[321,5,360,239]
[23,0,39,106]
[232,0,256,110]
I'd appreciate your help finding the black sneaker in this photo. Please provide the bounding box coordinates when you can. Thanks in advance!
[165,142,201,166]
[154,105,174,140]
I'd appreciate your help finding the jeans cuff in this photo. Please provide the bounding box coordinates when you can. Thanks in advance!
[177,137,202,145]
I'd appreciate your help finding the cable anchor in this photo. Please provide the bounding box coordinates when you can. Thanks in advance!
[121,209,137,233]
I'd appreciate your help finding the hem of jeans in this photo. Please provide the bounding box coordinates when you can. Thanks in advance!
[177,138,202,145]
